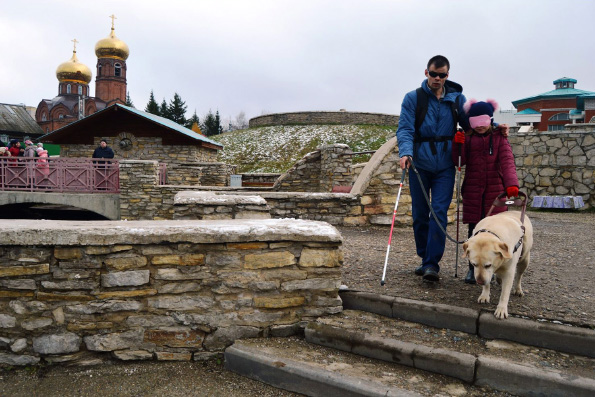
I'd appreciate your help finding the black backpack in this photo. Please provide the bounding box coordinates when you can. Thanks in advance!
[413,86,461,156]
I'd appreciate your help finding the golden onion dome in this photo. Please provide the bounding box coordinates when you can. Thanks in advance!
[56,49,92,84]
[95,26,129,60]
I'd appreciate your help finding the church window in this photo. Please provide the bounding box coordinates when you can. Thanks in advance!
[58,114,64,120]
[115,63,121,77]
[78,85,83,95]
[42,113,47,121]
[548,125,566,131]
[67,84,71,94]
[549,113,570,121]
[98,64,102,76]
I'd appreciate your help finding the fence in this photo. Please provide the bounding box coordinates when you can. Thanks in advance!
[0,157,119,193]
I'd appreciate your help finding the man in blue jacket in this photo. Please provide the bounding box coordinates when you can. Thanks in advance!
[396,55,467,283]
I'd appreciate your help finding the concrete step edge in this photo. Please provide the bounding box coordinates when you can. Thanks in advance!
[224,342,423,397]
[305,321,595,397]
[339,289,595,357]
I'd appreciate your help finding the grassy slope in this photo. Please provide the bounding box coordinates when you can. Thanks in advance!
[212,124,395,173]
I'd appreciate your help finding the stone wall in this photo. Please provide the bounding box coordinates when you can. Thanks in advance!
[241,173,281,187]
[164,162,237,187]
[249,111,399,128]
[509,127,594,208]
[59,136,218,163]
[274,144,353,192]
[173,191,271,220]
[0,219,342,366]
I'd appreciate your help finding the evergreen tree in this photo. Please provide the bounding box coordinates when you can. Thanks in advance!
[202,110,218,136]
[125,92,135,108]
[144,90,160,115]
[186,110,200,130]
[168,92,187,125]
[159,99,170,120]
[215,110,222,135]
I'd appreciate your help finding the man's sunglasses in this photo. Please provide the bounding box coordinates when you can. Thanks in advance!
[428,71,448,79]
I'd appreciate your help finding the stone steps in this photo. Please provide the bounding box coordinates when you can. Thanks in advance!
[225,292,595,396]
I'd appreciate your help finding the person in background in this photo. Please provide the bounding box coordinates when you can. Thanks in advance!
[92,139,114,159]
[452,99,519,284]
[23,140,36,158]
[8,140,23,157]
[0,147,10,157]
[36,146,50,184]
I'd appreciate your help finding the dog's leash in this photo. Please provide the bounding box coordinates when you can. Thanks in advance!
[484,191,528,253]
[407,157,527,246]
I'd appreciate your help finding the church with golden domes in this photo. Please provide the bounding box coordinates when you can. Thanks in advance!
[36,16,129,133]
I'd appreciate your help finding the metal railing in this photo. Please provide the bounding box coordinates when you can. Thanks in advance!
[0,157,119,193]
[159,162,167,185]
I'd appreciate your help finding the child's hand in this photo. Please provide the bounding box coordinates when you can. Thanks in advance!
[454,131,465,144]
[506,186,519,198]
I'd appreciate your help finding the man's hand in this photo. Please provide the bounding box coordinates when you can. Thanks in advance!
[499,123,510,137]
[399,156,410,170]
[454,131,465,144]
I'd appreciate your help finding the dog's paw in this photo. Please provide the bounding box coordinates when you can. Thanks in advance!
[494,306,508,319]
[477,295,490,304]
[513,287,524,297]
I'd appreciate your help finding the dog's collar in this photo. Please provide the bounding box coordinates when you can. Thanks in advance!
[471,227,525,254]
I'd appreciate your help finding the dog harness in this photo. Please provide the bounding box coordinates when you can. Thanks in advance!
[471,228,524,254]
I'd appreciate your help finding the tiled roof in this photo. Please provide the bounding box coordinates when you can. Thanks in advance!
[116,104,222,148]
[513,88,595,107]
[515,108,541,115]
[0,103,44,136]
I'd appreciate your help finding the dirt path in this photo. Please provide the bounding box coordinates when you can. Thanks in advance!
[338,210,595,328]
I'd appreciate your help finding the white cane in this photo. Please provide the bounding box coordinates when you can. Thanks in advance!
[381,170,407,286]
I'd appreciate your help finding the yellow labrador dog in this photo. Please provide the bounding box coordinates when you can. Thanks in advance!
[462,211,533,319]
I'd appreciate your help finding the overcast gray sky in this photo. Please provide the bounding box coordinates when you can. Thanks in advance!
[2,0,594,124]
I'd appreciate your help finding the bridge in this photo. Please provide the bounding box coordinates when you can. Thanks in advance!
[0,157,120,219]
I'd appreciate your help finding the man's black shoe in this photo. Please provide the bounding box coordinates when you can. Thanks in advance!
[422,268,439,283]
[464,268,476,284]
[414,265,424,276]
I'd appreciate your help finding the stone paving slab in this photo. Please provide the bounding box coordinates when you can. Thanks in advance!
[305,310,595,396]
[0,218,342,245]
[340,290,595,357]
[225,337,501,396]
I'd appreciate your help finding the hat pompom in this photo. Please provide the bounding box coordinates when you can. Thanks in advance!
[486,99,499,112]
[463,99,477,114]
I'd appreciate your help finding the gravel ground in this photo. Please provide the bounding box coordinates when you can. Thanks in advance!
[0,210,592,396]
[339,210,595,328]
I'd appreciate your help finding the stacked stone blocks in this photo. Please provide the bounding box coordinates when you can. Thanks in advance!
[0,219,342,366]
[509,129,594,208]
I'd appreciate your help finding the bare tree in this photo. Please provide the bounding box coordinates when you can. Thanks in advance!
[234,111,248,130]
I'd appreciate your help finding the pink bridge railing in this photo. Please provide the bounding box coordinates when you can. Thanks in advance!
[0,157,119,193]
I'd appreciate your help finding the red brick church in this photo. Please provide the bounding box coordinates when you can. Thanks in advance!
[35,16,129,134]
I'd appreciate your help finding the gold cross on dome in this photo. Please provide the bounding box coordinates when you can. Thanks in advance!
[109,14,117,29]
[71,38,79,52]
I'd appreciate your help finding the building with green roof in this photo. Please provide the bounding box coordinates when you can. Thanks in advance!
[512,77,595,131]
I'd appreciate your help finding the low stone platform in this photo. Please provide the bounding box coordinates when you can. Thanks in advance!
[532,195,585,209]
[173,191,271,220]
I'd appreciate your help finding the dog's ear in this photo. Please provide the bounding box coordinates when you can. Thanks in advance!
[462,242,468,258]
[496,242,512,259]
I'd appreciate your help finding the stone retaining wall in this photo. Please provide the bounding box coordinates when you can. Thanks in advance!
[0,219,342,366]
[164,162,237,187]
[241,173,281,187]
[173,191,271,220]
[509,128,594,208]
[274,144,353,192]
[249,111,399,128]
